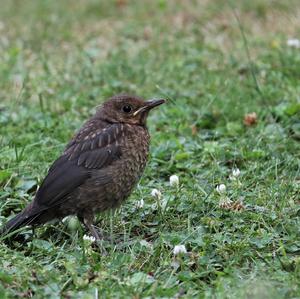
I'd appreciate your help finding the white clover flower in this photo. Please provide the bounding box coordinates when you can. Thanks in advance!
[83,235,96,243]
[151,188,162,199]
[216,184,226,194]
[173,244,187,255]
[287,38,300,48]
[137,199,144,208]
[169,175,179,187]
[232,168,241,178]
[230,168,241,181]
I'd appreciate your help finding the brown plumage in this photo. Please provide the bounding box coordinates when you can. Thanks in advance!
[1,94,165,242]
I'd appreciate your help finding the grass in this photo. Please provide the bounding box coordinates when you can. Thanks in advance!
[0,0,300,298]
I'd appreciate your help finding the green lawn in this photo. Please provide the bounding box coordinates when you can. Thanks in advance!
[0,0,300,298]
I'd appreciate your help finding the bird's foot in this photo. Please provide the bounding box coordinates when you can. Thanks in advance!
[82,218,108,255]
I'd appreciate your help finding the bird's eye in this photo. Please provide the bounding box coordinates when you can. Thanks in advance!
[122,105,132,113]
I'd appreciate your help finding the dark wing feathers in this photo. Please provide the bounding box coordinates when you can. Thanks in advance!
[66,124,122,168]
[36,156,90,207]
[34,123,123,209]
[77,145,121,169]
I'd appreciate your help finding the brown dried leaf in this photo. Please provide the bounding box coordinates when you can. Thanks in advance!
[191,125,198,136]
[116,0,127,8]
[243,112,257,126]
[143,26,152,40]
[219,198,245,212]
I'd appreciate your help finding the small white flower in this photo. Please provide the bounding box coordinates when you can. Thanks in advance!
[232,168,241,178]
[173,244,187,255]
[83,235,96,243]
[151,188,162,199]
[137,199,144,208]
[169,175,179,187]
[287,38,300,48]
[216,184,226,194]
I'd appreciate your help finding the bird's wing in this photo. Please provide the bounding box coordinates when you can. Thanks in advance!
[34,122,124,210]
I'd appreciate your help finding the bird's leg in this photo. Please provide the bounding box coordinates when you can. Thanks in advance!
[83,217,103,241]
[78,213,107,255]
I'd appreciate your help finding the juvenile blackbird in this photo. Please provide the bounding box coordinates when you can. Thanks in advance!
[1,94,165,241]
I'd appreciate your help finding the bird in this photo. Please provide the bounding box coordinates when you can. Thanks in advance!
[1,94,165,243]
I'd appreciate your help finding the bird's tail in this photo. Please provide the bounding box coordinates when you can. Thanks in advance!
[0,205,39,239]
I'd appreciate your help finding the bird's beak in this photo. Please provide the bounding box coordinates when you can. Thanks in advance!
[133,99,166,116]
[145,99,166,110]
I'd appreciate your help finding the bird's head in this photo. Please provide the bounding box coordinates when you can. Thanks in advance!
[97,94,165,126]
